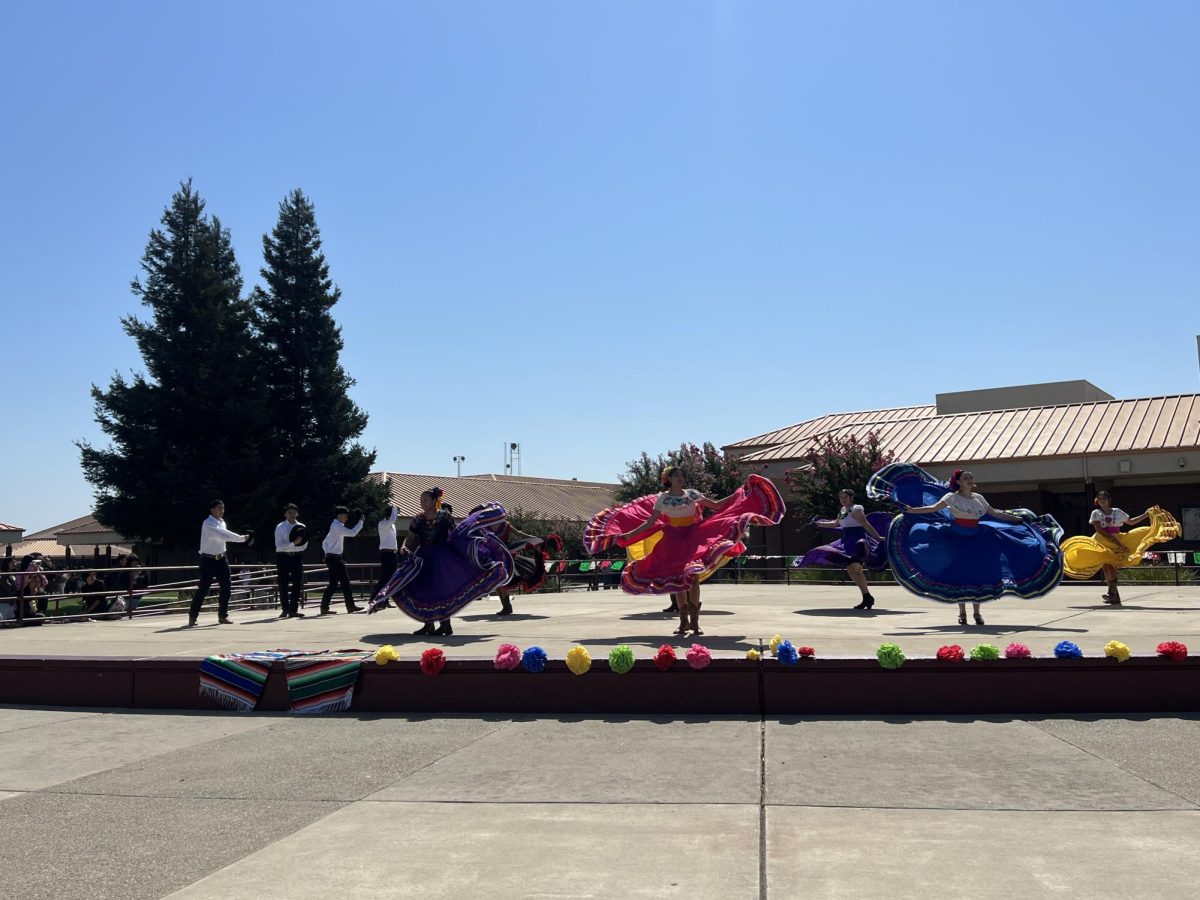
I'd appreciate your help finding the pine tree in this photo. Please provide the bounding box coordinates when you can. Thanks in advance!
[79,181,274,546]
[252,189,387,523]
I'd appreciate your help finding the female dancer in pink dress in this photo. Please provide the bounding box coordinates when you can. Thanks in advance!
[586,467,785,636]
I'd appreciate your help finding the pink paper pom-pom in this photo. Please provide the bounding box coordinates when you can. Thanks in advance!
[686,644,712,670]
[1004,642,1032,659]
[494,643,521,671]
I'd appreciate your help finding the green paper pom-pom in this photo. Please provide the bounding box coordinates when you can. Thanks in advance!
[969,643,1001,661]
[876,643,906,670]
[608,645,636,675]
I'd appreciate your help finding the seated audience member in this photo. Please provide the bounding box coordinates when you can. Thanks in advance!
[80,571,111,617]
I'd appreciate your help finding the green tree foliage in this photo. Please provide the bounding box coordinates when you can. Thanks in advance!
[251,189,387,520]
[783,431,894,519]
[505,507,586,560]
[79,181,274,545]
[614,442,743,503]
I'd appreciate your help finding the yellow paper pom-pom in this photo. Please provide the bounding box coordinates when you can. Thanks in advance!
[746,648,761,661]
[1104,640,1132,663]
[566,645,592,676]
[769,634,783,655]
[374,645,400,666]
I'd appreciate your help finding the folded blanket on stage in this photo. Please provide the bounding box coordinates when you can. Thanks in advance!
[199,649,369,713]
[284,651,371,714]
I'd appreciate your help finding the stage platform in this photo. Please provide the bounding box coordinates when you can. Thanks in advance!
[2,584,1198,714]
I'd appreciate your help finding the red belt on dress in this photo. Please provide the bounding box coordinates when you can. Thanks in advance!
[952,518,979,528]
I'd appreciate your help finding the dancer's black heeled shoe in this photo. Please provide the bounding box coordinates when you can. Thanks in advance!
[435,621,453,636]
[853,597,870,610]
[957,613,967,626]
[973,613,985,626]
[413,622,435,636]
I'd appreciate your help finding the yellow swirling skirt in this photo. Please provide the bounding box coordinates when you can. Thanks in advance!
[1061,506,1181,579]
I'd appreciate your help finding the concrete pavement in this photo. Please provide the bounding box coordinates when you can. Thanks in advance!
[3,708,1200,898]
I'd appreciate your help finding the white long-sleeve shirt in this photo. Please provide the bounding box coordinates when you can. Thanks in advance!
[274,519,308,554]
[199,515,246,556]
[377,506,399,551]
[322,517,363,555]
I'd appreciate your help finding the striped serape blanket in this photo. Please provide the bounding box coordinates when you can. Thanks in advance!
[199,649,369,713]
[284,651,371,714]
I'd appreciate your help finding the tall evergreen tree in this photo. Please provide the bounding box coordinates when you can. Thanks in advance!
[79,181,274,546]
[252,189,387,522]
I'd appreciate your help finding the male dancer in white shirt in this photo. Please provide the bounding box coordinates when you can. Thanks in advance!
[320,506,364,614]
[189,499,251,627]
[274,503,308,619]
[372,504,399,602]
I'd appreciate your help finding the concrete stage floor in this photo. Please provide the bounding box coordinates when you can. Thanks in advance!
[3,582,1198,661]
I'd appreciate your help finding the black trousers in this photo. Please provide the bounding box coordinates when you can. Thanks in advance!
[321,554,355,611]
[276,553,304,615]
[372,549,398,599]
[191,556,231,620]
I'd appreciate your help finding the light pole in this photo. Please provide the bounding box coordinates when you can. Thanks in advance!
[453,455,466,477]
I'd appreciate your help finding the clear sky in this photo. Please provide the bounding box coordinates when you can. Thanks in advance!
[3,1,1198,533]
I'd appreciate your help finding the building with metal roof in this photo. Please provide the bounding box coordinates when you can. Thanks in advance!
[725,381,1200,555]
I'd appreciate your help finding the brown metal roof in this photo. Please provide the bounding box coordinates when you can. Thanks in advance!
[369,472,618,522]
[21,515,100,542]
[732,394,1200,465]
[0,522,23,532]
[4,538,133,562]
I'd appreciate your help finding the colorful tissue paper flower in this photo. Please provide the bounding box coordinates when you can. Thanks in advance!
[797,646,815,658]
[745,648,761,661]
[521,646,548,673]
[876,643,905,669]
[493,643,521,671]
[608,645,636,674]
[1004,642,1032,659]
[776,640,799,666]
[1104,640,1132,663]
[936,644,965,662]
[686,644,712,669]
[653,644,677,671]
[566,645,592,676]
[1054,641,1083,659]
[374,645,399,666]
[1157,641,1188,661]
[769,634,784,655]
[969,644,1001,661]
[419,647,446,676]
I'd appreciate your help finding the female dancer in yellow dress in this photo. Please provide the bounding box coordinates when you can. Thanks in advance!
[1061,491,1180,605]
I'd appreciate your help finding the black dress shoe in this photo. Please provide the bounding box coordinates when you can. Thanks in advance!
[435,621,453,636]
[218,617,233,625]
[319,608,337,616]
[347,605,364,613]
[413,623,435,635]
[292,611,306,618]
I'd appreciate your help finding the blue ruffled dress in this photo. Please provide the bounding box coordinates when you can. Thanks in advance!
[866,463,1064,604]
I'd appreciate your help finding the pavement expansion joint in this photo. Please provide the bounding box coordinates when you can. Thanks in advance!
[1026,720,1200,810]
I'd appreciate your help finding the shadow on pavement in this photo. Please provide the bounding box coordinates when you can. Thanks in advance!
[794,608,918,617]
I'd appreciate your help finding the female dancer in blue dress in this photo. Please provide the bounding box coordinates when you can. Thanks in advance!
[869,464,1064,626]
[807,490,886,610]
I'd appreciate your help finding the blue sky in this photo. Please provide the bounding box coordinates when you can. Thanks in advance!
[2,1,1198,533]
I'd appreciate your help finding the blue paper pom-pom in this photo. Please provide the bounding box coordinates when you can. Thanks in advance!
[777,640,799,667]
[522,646,548,673]
[1054,640,1083,659]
